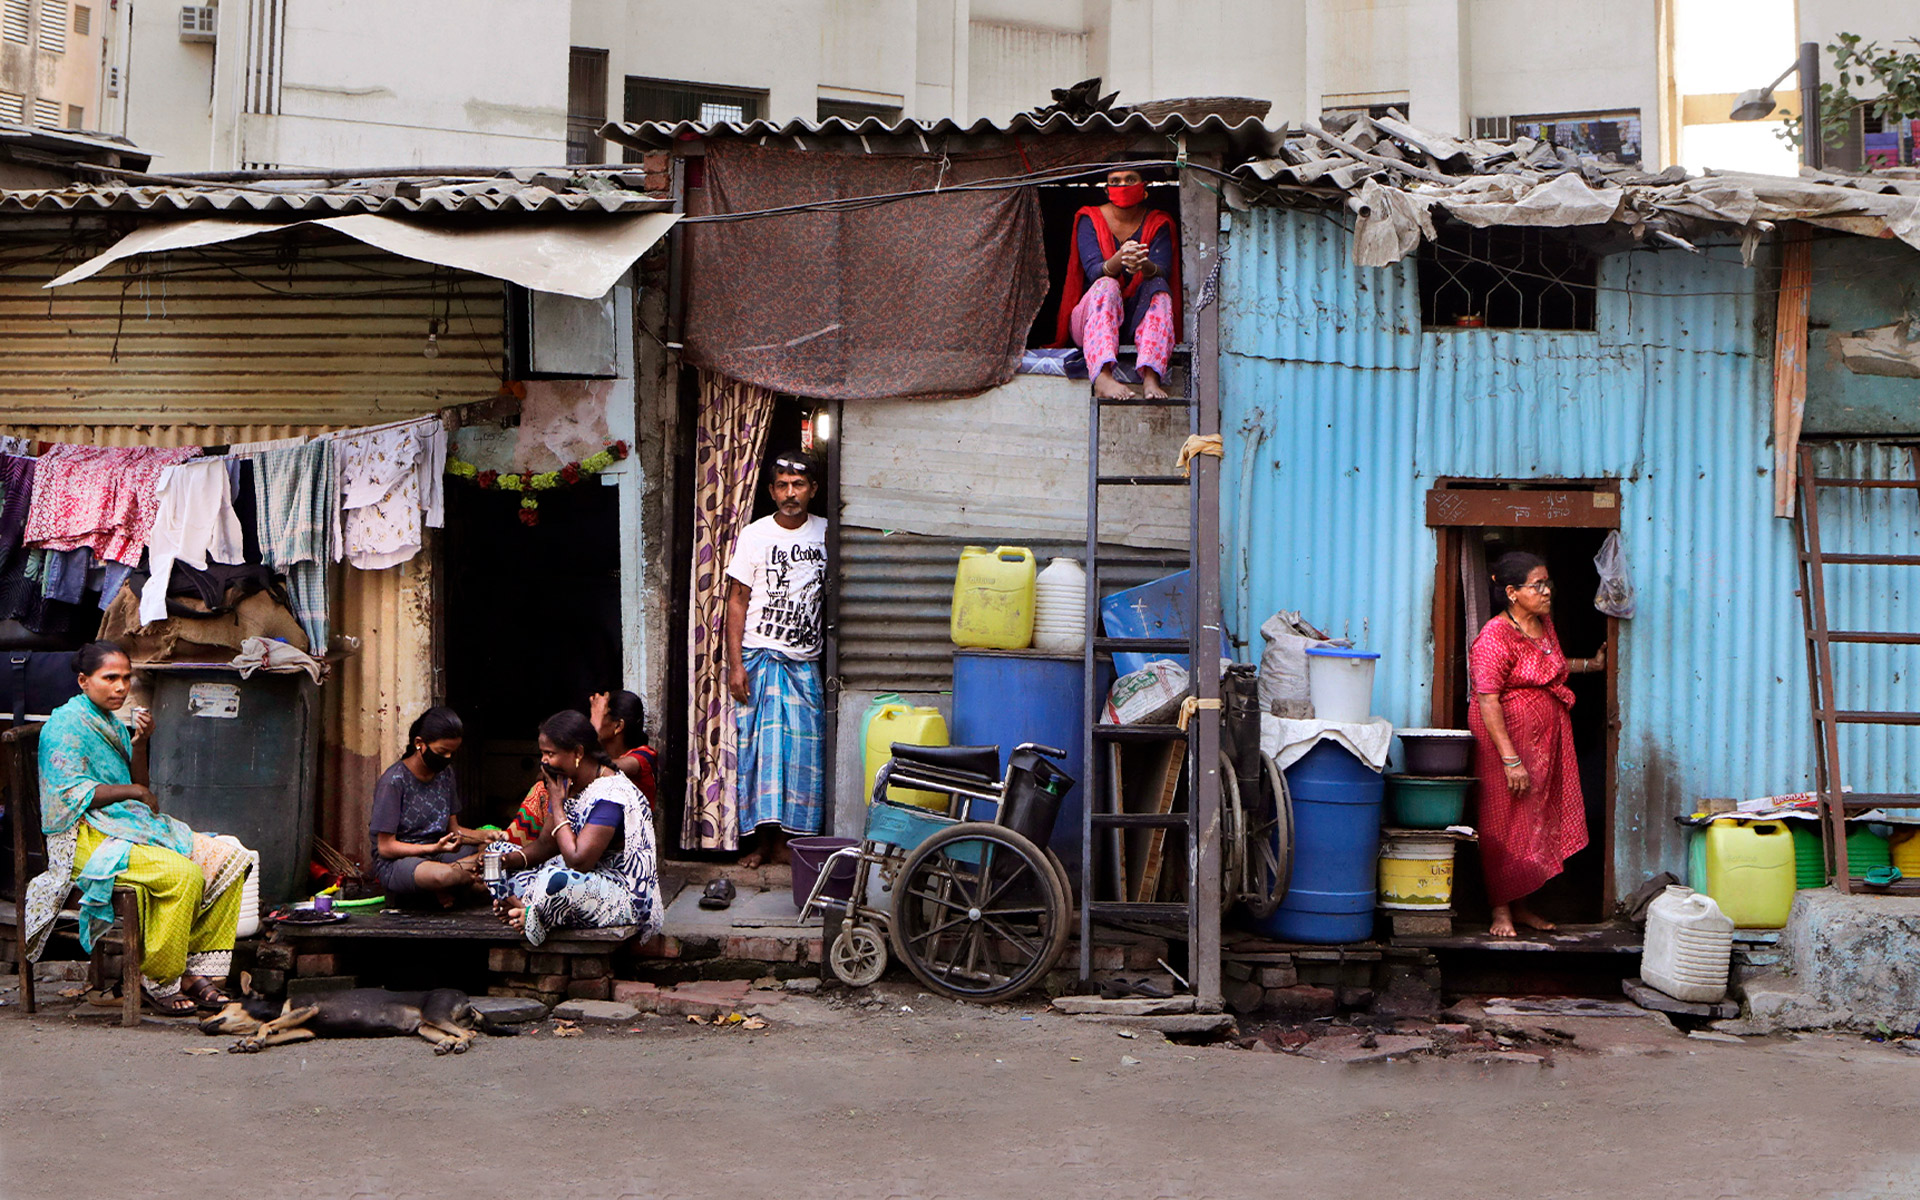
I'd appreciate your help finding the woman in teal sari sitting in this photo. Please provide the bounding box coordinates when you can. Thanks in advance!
[20,641,248,1015]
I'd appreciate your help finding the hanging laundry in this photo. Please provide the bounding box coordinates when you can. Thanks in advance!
[0,453,38,619]
[22,444,200,566]
[245,438,336,651]
[41,547,94,604]
[139,458,246,625]
[333,418,446,571]
[0,435,34,456]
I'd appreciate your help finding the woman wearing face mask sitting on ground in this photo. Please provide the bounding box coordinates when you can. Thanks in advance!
[368,706,491,908]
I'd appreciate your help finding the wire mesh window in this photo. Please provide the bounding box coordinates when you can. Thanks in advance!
[622,76,765,162]
[1418,223,1599,331]
[566,47,608,165]
[816,97,901,124]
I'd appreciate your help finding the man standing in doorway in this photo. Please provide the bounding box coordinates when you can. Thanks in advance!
[726,451,828,867]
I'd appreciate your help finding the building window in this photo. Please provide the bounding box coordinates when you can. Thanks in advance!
[0,90,23,123]
[1509,110,1641,165]
[71,2,85,34]
[623,76,766,163]
[567,46,608,165]
[1418,223,1599,331]
[816,97,902,124]
[3,0,27,44]
[66,102,81,127]
[37,0,65,52]
[31,96,60,126]
[1323,92,1410,123]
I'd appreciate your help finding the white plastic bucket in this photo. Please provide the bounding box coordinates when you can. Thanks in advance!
[1306,647,1380,724]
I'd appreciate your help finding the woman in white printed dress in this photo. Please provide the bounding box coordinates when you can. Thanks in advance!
[490,710,663,946]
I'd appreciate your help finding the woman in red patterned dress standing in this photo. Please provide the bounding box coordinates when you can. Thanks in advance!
[1468,552,1607,938]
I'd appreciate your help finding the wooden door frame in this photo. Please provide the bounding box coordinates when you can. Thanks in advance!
[1426,480,1623,907]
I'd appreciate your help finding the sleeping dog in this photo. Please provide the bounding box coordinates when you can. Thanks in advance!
[199,987,510,1055]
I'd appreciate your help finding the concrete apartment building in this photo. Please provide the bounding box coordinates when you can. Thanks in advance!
[10,1,1915,173]
[0,0,111,132]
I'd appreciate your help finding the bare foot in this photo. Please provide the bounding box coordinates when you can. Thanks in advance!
[1141,369,1169,400]
[770,842,793,867]
[737,849,765,870]
[1489,905,1517,938]
[1511,901,1557,932]
[493,894,526,932]
[1092,366,1135,400]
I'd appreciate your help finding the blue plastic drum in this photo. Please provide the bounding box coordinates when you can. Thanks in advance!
[1259,740,1384,944]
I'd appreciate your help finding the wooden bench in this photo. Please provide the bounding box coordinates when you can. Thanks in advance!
[268,908,643,1004]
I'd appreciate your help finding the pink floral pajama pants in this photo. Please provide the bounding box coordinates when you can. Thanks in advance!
[1070,277,1174,382]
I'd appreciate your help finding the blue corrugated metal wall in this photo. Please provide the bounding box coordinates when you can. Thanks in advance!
[1218,206,1881,897]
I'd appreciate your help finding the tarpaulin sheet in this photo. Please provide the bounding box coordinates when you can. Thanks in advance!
[683,140,1070,401]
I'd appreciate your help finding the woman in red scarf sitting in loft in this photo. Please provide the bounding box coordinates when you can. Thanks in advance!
[1055,166,1182,401]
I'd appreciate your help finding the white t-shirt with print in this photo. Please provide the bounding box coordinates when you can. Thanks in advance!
[726,513,828,661]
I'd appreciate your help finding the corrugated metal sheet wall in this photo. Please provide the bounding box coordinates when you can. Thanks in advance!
[838,529,1181,691]
[0,234,502,425]
[1216,207,1910,896]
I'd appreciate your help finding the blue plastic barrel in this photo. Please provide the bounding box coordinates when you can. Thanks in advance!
[951,649,1088,887]
[1260,740,1384,944]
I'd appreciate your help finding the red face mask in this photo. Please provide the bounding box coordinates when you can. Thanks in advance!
[1107,181,1147,208]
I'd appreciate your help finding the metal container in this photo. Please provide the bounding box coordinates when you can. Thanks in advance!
[147,667,320,906]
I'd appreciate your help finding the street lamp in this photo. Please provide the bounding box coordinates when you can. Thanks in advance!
[1729,40,1824,169]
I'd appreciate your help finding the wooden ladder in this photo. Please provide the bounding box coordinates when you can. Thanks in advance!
[1794,443,1920,894]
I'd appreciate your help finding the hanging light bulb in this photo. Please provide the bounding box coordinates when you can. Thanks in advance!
[813,403,833,445]
[422,318,442,359]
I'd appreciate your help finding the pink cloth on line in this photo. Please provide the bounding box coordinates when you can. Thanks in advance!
[1069,278,1175,382]
[22,444,201,566]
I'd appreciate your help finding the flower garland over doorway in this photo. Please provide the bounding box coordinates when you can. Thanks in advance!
[446,439,630,526]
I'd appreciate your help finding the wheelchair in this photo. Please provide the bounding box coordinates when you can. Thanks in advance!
[800,741,1075,1001]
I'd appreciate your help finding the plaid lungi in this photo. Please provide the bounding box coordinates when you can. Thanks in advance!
[735,648,824,835]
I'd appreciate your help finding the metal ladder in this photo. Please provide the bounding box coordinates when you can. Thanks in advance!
[1076,243,1224,1002]
[1795,443,1920,894]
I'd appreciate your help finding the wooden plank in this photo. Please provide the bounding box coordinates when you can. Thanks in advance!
[1424,487,1621,529]
[1132,740,1185,903]
[1772,228,1813,517]
[1107,743,1128,903]
[271,910,640,944]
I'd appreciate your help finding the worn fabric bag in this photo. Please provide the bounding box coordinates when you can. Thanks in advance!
[1593,531,1636,619]
[2,649,80,722]
[1103,660,1189,725]
[1258,611,1338,719]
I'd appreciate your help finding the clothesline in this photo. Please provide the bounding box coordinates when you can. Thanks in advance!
[0,413,447,652]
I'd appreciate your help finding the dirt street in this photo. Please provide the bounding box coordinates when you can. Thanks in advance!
[2,979,1917,1200]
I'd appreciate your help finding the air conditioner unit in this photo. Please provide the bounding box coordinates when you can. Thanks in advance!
[1473,115,1511,141]
[106,66,120,97]
[178,5,215,42]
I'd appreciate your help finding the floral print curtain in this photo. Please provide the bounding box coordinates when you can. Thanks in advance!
[682,370,776,850]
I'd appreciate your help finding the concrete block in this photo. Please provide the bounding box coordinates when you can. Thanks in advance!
[1052,995,1198,1016]
[565,978,612,1001]
[469,996,547,1024]
[529,952,567,975]
[724,935,802,962]
[570,957,608,980]
[612,980,660,1009]
[1223,978,1264,1014]
[535,973,569,993]
[294,953,337,977]
[635,934,681,959]
[1256,964,1298,989]
[254,944,295,970]
[550,998,640,1025]
[488,947,528,974]
[1779,890,1920,1031]
[1621,977,1739,1020]
[1263,985,1337,1020]
[1074,1013,1235,1035]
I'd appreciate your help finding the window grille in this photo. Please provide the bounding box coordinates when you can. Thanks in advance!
[566,46,608,165]
[623,76,765,162]
[1418,223,1599,332]
[3,0,27,43]
[71,2,85,33]
[37,0,65,52]
[816,97,902,124]
[0,90,24,123]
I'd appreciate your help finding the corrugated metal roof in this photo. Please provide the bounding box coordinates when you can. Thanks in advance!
[602,109,1279,153]
[1216,206,1887,900]
[0,172,671,216]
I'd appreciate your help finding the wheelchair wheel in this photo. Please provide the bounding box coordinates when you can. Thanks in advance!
[890,822,1071,1002]
[829,924,889,988]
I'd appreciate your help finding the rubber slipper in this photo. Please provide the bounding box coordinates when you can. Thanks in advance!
[1127,977,1174,1000]
[144,989,198,1016]
[1863,866,1904,888]
[698,878,737,910]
